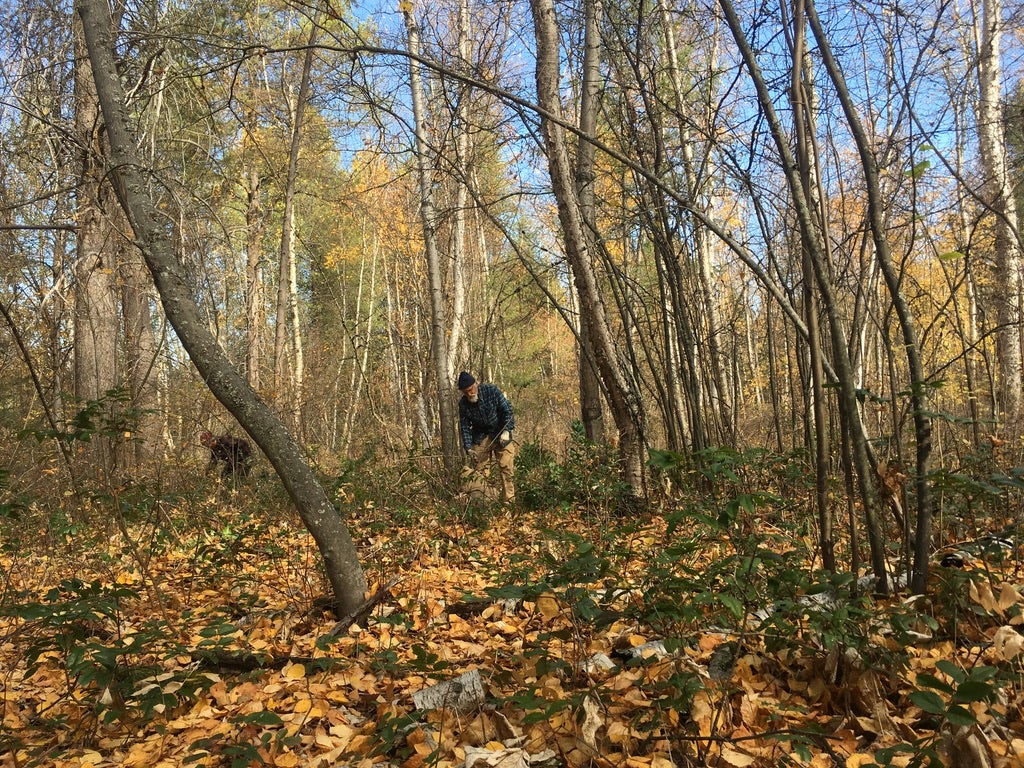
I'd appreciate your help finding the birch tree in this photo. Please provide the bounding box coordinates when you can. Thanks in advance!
[273,12,320,433]
[976,0,1023,427]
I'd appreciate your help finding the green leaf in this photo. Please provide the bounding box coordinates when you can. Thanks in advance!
[945,704,977,727]
[953,679,995,704]
[719,594,745,620]
[909,690,946,714]
[907,159,932,178]
[935,660,966,683]
[915,673,955,695]
[937,250,964,261]
[235,710,284,727]
[199,622,239,638]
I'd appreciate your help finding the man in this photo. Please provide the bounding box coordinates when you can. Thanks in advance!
[457,371,516,504]
[200,430,253,482]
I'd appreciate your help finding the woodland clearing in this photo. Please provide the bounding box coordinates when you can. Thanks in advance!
[2,468,1023,768]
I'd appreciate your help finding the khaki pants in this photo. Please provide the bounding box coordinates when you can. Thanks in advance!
[467,435,517,503]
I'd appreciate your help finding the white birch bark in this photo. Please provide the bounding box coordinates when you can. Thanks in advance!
[448,0,471,372]
[976,0,1023,425]
[274,14,319,430]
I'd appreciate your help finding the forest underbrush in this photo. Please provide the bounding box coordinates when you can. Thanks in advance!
[2,444,1023,768]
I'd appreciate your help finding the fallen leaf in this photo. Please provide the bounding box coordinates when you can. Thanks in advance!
[463,745,529,768]
[580,695,603,750]
[998,582,1020,612]
[992,626,1024,660]
[720,747,755,767]
[536,593,562,620]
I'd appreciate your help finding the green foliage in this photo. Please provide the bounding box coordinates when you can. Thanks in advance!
[481,446,916,756]
[650,445,815,507]
[865,662,1000,768]
[368,707,421,761]
[187,709,299,768]
[3,578,208,727]
[20,387,151,447]
[516,422,623,512]
[0,467,27,523]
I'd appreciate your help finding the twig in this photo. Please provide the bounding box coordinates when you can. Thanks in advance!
[326,575,405,638]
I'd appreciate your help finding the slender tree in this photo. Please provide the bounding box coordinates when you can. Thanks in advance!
[976,0,1023,428]
[77,0,368,617]
[402,1,460,470]
[718,0,891,590]
[530,0,646,510]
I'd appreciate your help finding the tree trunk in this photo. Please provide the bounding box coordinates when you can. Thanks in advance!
[656,0,733,446]
[122,250,162,466]
[976,0,1023,427]
[341,232,378,454]
[73,9,120,481]
[245,165,266,392]
[530,0,646,510]
[805,0,934,592]
[788,0,833,572]
[403,4,460,471]
[77,0,368,617]
[274,16,318,432]
[449,0,470,373]
[719,0,890,591]
[574,0,606,444]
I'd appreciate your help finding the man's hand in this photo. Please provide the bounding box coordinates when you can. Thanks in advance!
[499,430,512,447]
[465,449,479,467]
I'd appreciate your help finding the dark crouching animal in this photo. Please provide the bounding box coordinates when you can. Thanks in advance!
[200,431,253,481]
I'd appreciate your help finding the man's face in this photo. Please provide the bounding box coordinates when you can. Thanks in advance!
[461,383,479,402]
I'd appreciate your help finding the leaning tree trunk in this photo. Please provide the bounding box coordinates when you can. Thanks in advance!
[77,0,368,617]
[805,0,934,592]
[719,0,891,592]
[530,0,646,511]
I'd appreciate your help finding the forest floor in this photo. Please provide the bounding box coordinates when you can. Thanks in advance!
[2,488,1024,768]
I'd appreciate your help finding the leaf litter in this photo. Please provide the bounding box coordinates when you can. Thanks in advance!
[2,502,1024,768]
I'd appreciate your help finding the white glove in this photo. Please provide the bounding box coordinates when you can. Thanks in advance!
[499,430,511,446]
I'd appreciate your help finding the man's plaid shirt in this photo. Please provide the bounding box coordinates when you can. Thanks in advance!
[459,383,515,450]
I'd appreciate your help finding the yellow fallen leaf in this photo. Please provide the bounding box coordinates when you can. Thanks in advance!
[969,580,998,613]
[720,747,755,767]
[999,582,1020,612]
[123,741,163,767]
[536,593,561,620]
[845,754,876,768]
[285,663,306,679]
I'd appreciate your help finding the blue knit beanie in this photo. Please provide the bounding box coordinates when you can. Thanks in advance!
[457,371,476,389]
